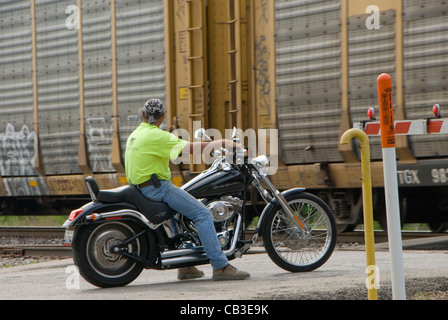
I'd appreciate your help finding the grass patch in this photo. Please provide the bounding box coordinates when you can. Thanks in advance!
[0,216,68,227]
[355,223,431,232]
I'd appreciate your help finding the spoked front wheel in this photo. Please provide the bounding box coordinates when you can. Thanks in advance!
[262,191,337,272]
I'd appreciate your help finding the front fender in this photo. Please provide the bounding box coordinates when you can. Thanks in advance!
[255,187,306,237]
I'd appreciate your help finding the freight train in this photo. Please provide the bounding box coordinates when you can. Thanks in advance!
[0,0,447,232]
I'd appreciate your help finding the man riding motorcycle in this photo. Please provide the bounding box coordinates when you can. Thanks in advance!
[124,98,250,281]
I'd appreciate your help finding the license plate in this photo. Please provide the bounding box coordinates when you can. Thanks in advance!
[63,229,74,246]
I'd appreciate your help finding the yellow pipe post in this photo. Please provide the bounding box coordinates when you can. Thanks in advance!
[340,128,378,300]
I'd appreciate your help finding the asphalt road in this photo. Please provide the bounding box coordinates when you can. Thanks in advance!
[1,248,447,301]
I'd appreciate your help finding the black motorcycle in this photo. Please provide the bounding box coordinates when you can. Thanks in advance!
[63,128,337,288]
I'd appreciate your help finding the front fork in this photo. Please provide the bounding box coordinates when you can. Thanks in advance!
[251,174,309,233]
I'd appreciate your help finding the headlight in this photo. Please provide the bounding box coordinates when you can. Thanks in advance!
[252,155,269,167]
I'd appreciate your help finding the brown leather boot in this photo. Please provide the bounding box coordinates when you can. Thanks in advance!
[212,264,250,281]
[177,266,205,280]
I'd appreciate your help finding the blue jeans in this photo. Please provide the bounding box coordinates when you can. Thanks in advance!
[139,180,229,270]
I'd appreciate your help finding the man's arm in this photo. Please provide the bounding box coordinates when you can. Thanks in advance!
[183,139,239,153]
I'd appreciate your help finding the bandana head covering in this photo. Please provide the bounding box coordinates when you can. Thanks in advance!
[142,98,165,124]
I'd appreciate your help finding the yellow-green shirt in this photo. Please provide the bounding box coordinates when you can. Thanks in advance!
[125,122,187,185]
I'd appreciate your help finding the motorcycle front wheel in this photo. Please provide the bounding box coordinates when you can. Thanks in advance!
[262,191,337,272]
[72,220,149,288]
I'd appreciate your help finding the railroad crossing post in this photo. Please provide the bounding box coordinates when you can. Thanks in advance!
[377,73,406,300]
[340,128,377,300]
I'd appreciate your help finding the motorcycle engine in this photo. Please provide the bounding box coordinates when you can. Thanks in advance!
[207,196,242,222]
[207,196,243,249]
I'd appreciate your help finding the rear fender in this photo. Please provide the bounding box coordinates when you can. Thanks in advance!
[63,201,154,229]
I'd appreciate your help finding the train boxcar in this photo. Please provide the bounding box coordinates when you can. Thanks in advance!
[0,0,447,232]
[270,0,448,232]
[0,0,167,213]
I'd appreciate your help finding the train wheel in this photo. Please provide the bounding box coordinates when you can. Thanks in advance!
[428,222,448,233]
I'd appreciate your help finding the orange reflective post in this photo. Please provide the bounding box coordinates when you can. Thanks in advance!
[377,74,396,148]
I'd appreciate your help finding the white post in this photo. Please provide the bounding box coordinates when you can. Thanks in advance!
[382,148,406,299]
[377,73,406,300]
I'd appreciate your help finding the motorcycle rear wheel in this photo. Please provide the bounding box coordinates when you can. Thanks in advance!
[262,191,337,272]
[72,220,149,288]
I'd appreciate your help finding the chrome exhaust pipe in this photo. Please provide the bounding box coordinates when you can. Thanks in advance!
[161,253,210,268]
[160,247,205,259]
[160,215,242,268]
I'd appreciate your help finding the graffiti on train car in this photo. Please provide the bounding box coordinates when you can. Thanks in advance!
[0,123,39,177]
[2,177,49,197]
[85,118,114,173]
[255,35,271,119]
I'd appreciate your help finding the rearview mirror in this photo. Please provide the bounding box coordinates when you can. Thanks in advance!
[231,126,240,143]
[194,128,212,142]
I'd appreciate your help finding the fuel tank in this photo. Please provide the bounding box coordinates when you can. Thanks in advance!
[182,168,245,198]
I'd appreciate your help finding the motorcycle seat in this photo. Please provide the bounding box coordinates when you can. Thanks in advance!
[85,176,175,224]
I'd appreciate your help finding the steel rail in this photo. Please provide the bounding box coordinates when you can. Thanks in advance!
[0,245,72,258]
[0,226,446,242]
[0,227,66,238]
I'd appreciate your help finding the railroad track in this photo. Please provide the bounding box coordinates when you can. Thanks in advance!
[0,226,66,238]
[335,230,448,243]
[1,226,446,258]
[0,245,72,258]
[0,226,71,258]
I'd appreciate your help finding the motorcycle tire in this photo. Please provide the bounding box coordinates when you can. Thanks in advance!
[262,191,337,272]
[72,220,150,288]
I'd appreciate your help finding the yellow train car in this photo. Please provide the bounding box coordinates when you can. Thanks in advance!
[1,0,447,231]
